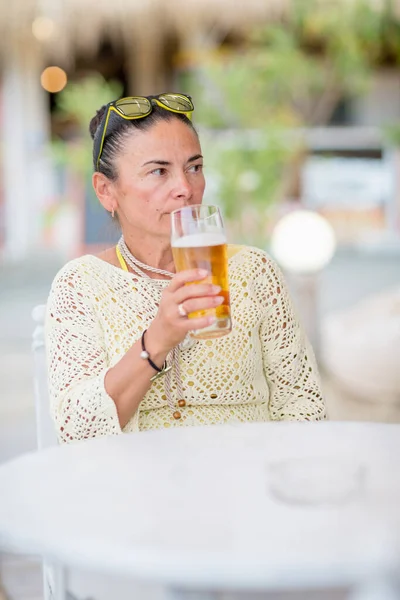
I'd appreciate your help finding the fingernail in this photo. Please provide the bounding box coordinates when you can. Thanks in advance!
[212,285,221,293]
[208,316,216,324]
[198,269,208,277]
[215,296,224,305]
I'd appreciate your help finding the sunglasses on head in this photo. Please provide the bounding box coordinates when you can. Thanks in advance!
[94,93,194,170]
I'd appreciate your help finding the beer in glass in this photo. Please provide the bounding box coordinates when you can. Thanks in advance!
[171,205,232,340]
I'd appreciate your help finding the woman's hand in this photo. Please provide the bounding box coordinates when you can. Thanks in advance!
[148,269,223,353]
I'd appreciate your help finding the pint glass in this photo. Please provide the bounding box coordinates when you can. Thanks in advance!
[171,204,232,340]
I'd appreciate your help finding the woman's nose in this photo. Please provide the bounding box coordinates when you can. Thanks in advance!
[172,172,192,199]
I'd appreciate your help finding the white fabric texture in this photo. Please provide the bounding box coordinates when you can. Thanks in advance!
[45,245,326,443]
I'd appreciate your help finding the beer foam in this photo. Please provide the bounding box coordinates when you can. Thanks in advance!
[172,232,227,248]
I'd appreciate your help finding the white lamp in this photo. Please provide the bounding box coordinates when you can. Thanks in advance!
[271,210,336,274]
[270,209,336,358]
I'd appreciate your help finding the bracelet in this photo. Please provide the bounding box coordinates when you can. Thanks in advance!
[140,330,171,382]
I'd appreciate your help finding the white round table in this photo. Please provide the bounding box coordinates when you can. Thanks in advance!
[0,422,399,599]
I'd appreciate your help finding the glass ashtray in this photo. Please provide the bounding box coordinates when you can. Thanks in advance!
[266,457,366,507]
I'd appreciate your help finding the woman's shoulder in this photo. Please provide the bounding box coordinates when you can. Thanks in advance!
[48,254,117,295]
[228,244,275,269]
[228,244,284,290]
[51,254,99,281]
[46,254,122,322]
[45,256,113,329]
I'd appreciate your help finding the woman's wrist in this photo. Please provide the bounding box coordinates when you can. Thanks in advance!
[144,323,170,367]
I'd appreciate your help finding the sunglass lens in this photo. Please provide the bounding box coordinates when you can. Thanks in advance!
[158,94,194,112]
[115,97,151,117]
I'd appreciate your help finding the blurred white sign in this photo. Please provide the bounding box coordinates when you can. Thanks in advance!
[302,157,392,210]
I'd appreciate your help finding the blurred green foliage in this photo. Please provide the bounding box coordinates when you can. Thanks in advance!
[201,128,297,219]
[184,0,400,239]
[384,123,400,147]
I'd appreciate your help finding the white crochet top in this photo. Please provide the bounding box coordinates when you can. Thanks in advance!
[45,245,326,443]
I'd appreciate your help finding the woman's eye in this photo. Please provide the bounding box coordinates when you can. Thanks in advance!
[188,164,203,173]
[151,168,166,176]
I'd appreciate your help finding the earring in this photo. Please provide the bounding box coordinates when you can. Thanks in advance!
[111,208,115,219]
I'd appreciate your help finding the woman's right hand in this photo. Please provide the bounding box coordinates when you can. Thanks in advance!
[147,268,223,353]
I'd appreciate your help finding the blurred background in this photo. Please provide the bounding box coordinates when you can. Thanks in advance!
[1,0,400,461]
[1,0,400,597]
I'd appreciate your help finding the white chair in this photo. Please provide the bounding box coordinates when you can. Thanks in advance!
[32,305,58,449]
[32,305,67,600]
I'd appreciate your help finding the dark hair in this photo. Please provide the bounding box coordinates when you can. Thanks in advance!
[89,99,198,180]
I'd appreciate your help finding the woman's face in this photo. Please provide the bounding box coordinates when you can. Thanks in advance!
[109,118,205,239]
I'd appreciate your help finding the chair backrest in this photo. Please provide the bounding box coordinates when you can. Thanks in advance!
[32,305,58,449]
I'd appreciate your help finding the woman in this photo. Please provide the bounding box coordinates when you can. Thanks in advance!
[45,93,326,444]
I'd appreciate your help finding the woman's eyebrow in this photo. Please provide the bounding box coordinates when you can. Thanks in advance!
[142,154,203,167]
[187,154,203,163]
[141,159,170,167]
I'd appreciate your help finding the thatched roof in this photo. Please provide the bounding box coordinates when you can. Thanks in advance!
[1,0,394,64]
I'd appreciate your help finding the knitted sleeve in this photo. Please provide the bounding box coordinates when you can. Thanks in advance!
[256,251,327,421]
[45,261,122,443]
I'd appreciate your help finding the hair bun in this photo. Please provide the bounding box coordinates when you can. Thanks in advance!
[89,105,107,140]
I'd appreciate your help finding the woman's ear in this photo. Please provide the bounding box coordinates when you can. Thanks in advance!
[92,172,117,215]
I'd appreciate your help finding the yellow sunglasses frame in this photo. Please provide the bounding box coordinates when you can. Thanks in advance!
[95,94,194,170]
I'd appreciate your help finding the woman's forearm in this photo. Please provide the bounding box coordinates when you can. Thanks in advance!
[104,325,169,428]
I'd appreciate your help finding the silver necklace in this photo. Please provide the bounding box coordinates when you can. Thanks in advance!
[118,236,174,281]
